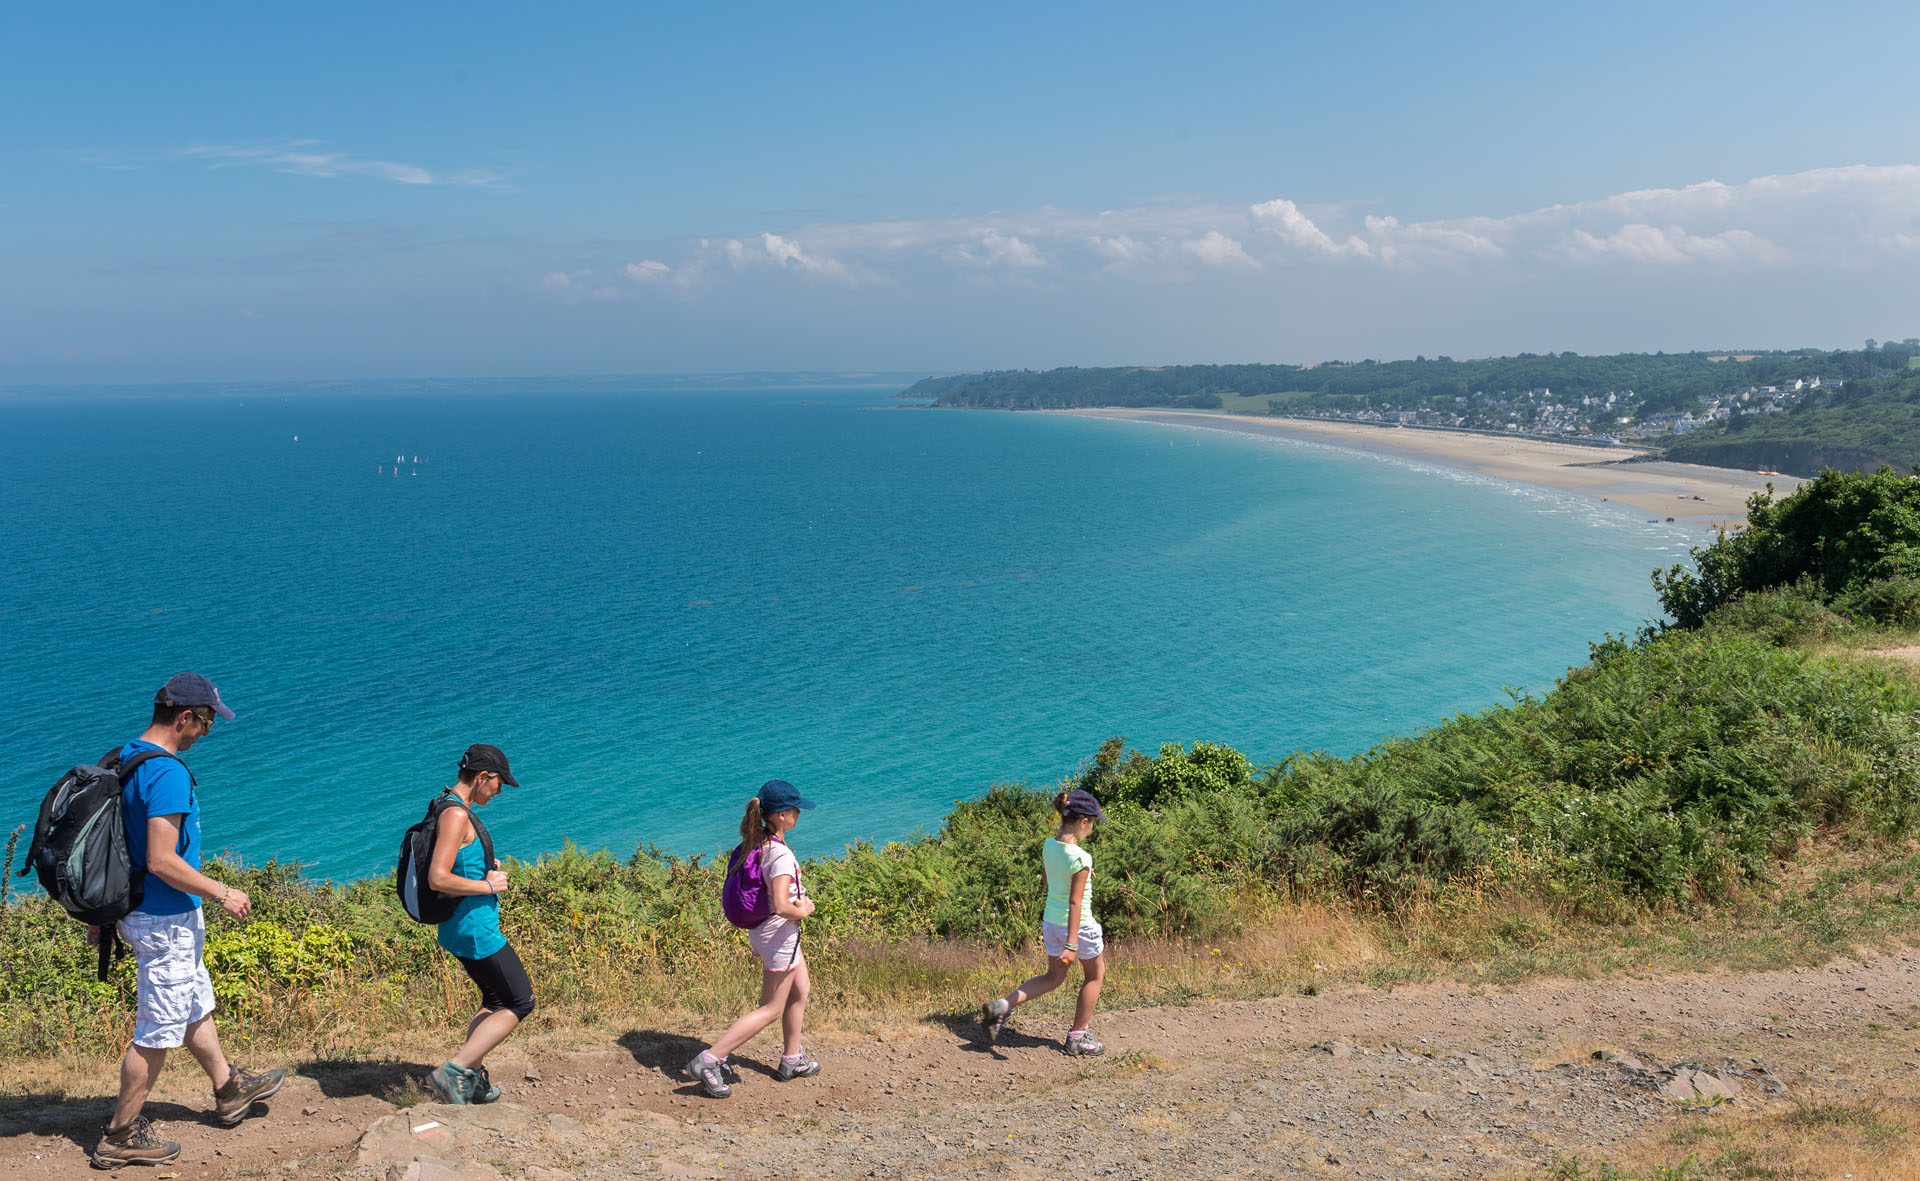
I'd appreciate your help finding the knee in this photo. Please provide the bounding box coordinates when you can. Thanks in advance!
[507,992,535,1021]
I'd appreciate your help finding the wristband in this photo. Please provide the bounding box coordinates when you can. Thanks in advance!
[216,885,230,906]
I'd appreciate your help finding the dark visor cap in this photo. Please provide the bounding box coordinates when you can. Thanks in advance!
[1061,789,1106,820]
[460,744,519,787]
[758,779,816,812]
[155,672,235,720]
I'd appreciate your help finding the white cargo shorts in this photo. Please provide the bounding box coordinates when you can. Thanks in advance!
[116,908,217,1049]
[1041,920,1105,960]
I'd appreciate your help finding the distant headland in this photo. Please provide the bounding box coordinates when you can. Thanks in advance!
[901,340,1920,478]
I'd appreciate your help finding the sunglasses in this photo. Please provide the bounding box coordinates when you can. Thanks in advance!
[191,708,217,727]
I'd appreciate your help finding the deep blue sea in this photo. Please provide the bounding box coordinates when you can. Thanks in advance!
[0,385,1691,882]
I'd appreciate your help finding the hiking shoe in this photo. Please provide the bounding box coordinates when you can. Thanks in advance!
[719,1059,741,1086]
[1064,1032,1107,1057]
[212,1064,284,1125]
[467,1064,501,1103]
[981,997,1011,1043]
[92,1116,180,1169]
[686,1052,732,1098]
[426,1062,474,1106]
[776,1051,822,1081]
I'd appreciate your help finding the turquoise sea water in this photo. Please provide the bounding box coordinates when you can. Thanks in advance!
[0,386,1691,881]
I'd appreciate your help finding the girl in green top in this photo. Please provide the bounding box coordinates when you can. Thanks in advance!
[979,789,1108,1056]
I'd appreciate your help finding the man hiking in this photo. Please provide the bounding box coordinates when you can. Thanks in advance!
[91,673,283,1169]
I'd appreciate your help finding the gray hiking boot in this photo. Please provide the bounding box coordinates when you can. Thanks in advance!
[1064,1032,1107,1056]
[776,1051,822,1081]
[426,1062,474,1106]
[981,997,1011,1043]
[92,1116,180,1169]
[213,1064,284,1125]
[686,1052,732,1098]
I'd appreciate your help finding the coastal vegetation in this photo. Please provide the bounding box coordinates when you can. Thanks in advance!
[905,341,1920,475]
[6,472,1920,1083]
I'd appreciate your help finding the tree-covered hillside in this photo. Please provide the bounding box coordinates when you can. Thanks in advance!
[1662,367,1920,475]
[904,341,1920,474]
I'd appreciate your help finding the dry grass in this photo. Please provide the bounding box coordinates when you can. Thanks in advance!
[0,899,1379,1097]
[1535,1091,1920,1179]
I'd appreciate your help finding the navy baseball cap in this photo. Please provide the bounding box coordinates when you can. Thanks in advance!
[459,744,519,787]
[758,779,816,812]
[155,672,235,720]
[1060,789,1106,820]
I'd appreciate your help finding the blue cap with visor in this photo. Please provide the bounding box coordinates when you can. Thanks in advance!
[155,672,235,720]
[758,779,816,813]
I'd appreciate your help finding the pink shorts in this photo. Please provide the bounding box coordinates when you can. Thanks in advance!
[748,918,803,971]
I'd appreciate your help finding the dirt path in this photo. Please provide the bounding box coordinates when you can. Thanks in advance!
[7,952,1920,1179]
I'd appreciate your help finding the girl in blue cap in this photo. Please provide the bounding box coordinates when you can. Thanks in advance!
[980,788,1109,1055]
[687,779,823,1097]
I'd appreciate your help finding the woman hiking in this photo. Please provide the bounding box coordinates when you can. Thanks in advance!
[425,744,534,1105]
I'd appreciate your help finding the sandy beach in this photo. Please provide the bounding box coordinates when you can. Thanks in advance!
[1063,408,1803,533]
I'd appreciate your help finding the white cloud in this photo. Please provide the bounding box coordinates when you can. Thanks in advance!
[721,232,862,281]
[1182,231,1258,268]
[554,164,1920,299]
[1088,234,1148,263]
[1362,215,1505,261]
[948,230,1047,270]
[178,141,507,188]
[1249,198,1373,258]
[1563,224,1777,264]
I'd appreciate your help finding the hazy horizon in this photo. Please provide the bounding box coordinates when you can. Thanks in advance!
[4,2,1917,385]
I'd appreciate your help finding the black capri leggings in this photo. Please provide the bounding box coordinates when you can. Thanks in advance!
[456,942,536,1020]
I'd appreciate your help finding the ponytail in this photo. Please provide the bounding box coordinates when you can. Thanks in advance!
[1052,790,1071,816]
[740,797,773,853]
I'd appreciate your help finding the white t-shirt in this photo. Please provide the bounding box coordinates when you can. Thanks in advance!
[751,839,805,940]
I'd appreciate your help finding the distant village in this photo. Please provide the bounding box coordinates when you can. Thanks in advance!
[1284,376,1842,446]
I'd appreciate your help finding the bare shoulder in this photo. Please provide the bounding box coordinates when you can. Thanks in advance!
[437,802,475,846]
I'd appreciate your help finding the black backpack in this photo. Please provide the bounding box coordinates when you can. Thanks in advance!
[395,791,495,924]
[18,746,189,981]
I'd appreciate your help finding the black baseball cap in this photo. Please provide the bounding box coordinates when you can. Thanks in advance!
[758,779,816,812]
[1060,789,1106,820]
[155,672,235,720]
[459,744,518,787]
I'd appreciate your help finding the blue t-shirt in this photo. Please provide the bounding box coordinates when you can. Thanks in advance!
[119,740,201,916]
[436,833,506,961]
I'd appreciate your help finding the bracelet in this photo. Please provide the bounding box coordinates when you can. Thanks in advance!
[215,885,230,905]
[488,880,497,895]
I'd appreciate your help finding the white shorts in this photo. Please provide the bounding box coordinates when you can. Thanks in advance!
[748,917,803,971]
[1042,920,1104,960]
[116,908,217,1049]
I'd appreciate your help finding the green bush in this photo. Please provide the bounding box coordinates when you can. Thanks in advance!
[1656,467,1920,628]
[1835,575,1920,627]
[1701,580,1854,646]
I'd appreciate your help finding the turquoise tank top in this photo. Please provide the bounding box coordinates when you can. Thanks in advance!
[435,832,506,960]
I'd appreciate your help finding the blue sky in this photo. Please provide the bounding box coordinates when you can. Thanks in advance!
[4,1,1917,383]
